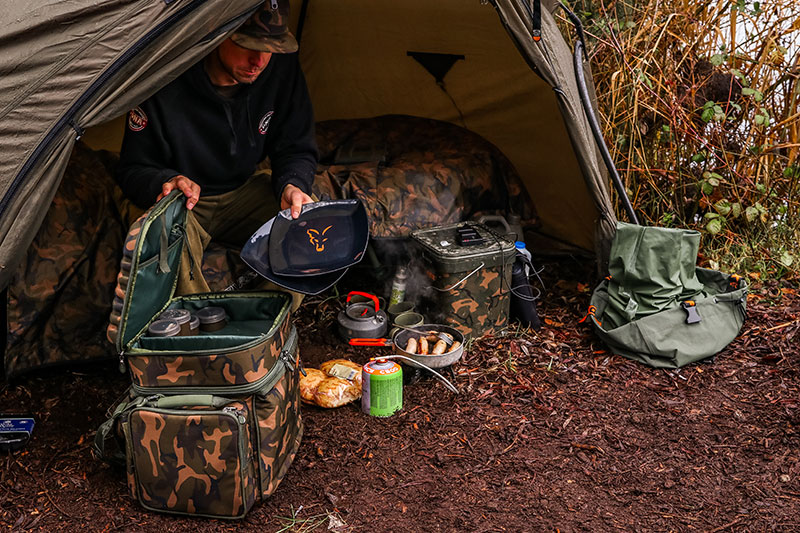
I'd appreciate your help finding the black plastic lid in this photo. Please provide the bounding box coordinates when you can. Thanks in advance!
[159,308,191,325]
[196,306,227,324]
[147,319,181,337]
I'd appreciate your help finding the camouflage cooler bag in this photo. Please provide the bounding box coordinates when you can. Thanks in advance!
[93,329,301,518]
[96,191,303,518]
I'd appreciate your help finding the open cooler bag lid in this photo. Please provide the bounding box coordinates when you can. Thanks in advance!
[114,191,188,352]
[241,199,369,294]
[585,222,748,368]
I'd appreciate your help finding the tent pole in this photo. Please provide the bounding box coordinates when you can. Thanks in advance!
[296,0,310,44]
[560,4,639,225]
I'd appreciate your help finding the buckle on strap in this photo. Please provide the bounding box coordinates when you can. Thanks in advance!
[681,300,702,324]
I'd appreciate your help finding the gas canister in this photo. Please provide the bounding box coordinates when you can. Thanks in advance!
[361,359,403,417]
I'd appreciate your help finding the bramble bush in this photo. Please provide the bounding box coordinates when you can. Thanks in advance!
[565,0,799,279]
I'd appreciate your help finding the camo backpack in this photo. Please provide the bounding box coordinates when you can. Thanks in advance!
[94,191,303,519]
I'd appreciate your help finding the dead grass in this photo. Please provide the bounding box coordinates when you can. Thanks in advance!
[562,0,800,278]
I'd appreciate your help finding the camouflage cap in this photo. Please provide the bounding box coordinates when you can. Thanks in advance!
[231,0,298,53]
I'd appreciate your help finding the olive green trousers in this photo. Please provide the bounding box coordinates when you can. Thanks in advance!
[176,173,304,311]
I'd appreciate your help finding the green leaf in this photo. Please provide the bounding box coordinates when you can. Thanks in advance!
[701,108,714,122]
[778,251,794,268]
[745,206,758,223]
[702,180,714,194]
[692,151,707,163]
[742,87,763,102]
[710,54,725,66]
[714,199,732,216]
[731,69,747,84]
[730,202,742,219]
[706,217,723,235]
[755,183,767,194]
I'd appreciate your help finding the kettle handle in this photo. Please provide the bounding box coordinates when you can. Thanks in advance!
[346,291,380,312]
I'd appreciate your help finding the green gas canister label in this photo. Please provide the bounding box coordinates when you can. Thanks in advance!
[361,359,402,417]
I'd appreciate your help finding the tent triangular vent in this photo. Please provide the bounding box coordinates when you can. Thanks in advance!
[407,51,465,84]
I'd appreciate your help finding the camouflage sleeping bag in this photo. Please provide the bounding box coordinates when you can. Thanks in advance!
[312,115,536,238]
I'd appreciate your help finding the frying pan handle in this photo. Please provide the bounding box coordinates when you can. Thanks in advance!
[346,291,380,311]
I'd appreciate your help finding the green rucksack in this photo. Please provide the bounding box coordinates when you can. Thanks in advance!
[583,223,748,368]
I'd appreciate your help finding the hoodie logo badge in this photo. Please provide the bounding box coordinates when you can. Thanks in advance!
[258,111,274,135]
[128,107,147,131]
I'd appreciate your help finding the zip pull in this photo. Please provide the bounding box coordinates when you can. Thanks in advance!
[532,0,541,42]
[270,0,278,10]
[280,350,295,372]
[118,351,127,374]
[223,406,247,424]
[172,224,195,280]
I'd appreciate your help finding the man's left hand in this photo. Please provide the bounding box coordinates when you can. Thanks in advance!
[281,184,314,219]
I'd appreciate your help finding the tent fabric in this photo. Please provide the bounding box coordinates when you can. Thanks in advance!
[492,1,616,263]
[586,223,748,368]
[0,0,619,288]
[296,0,616,258]
[0,0,263,290]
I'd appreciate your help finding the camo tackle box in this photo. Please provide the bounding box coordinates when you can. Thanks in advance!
[411,221,516,338]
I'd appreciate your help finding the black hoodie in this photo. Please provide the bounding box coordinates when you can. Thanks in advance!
[115,52,318,209]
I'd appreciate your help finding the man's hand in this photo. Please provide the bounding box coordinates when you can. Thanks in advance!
[281,184,314,219]
[157,175,201,210]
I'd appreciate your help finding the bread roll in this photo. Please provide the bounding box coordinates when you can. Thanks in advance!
[299,368,327,404]
[320,359,362,386]
[314,376,362,408]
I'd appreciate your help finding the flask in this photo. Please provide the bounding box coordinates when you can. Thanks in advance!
[388,267,408,308]
[514,241,532,277]
[509,248,541,330]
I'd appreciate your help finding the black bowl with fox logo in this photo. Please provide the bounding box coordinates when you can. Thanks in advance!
[241,200,369,295]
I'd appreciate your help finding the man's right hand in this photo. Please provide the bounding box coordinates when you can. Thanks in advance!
[157,175,201,210]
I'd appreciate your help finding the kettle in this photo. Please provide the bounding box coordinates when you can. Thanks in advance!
[337,291,388,341]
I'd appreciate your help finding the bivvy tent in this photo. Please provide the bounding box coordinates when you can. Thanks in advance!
[0,0,624,294]
[1,0,677,379]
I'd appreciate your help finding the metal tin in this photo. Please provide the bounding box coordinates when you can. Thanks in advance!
[361,359,403,417]
[147,319,180,338]
[196,306,227,332]
[158,309,192,336]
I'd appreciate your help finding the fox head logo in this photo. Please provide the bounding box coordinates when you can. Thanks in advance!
[307,225,333,252]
